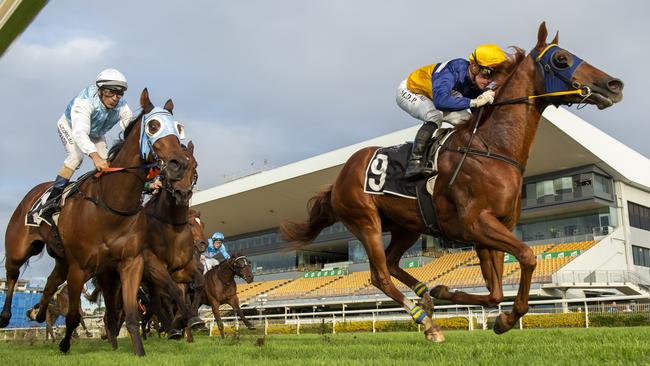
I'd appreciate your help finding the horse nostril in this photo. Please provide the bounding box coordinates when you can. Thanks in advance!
[606,78,624,94]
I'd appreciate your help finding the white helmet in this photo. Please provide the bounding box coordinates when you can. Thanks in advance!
[96,68,128,91]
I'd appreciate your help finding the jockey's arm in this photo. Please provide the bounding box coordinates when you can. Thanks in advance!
[219,245,231,260]
[118,104,134,130]
[70,99,99,155]
[431,70,472,111]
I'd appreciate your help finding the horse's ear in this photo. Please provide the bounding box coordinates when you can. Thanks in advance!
[536,21,548,50]
[140,88,154,113]
[187,140,194,154]
[551,31,559,45]
[163,98,174,114]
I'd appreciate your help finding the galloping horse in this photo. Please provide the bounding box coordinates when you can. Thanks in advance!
[196,255,256,338]
[2,89,189,355]
[25,284,92,341]
[280,22,623,342]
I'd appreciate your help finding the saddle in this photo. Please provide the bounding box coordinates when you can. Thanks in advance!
[363,130,456,237]
[25,170,96,227]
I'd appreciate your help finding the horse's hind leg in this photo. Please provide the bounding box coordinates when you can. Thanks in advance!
[35,258,68,323]
[229,296,255,330]
[344,219,443,343]
[1,239,45,327]
[385,228,436,317]
[431,247,505,307]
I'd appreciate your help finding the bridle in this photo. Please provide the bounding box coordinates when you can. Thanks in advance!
[448,44,591,186]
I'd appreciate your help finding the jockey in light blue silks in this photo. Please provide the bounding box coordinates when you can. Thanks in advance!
[396,44,509,180]
[42,69,133,218]
[202,232,231,273]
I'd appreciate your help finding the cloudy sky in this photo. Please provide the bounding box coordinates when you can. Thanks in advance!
[1,1,648,280]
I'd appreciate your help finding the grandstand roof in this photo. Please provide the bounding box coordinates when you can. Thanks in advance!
[191,107,650,237]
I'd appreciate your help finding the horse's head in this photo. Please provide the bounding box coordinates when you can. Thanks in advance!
[228,255,254,283]
[139,88,188,181]
[188,209,208,253]
[531,22,623,109]
[161,141,198,206]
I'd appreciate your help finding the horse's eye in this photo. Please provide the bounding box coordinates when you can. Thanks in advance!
[551,51,573,70]
[146,120,161,136]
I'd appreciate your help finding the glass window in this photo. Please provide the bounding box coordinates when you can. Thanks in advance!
[536,180,554,199]
[632,245,650,267]
[629,202,650,231]
[554,177,573,195]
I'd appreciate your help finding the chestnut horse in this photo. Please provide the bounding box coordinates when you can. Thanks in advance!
[280,22,623,342]
[2,89,189,355]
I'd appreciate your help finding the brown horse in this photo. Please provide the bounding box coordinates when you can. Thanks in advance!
[25,284,92,341]
[2,89,189,355]
[196,255,256,338]
[280,22,623,342]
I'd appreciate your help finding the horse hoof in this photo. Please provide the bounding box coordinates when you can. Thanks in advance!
[430,285,448,299]
[493,313,511,335]
[59,340,70,353]
[0,315,9,328]
[425,331,445,343]
[167,329,182,340]
[188,317,205,331]
[35,311,47,324]
[248,326,257,331]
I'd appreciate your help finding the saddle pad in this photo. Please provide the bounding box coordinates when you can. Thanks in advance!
[364,143,417,199]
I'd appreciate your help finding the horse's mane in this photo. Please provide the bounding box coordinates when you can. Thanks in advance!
[107,110,144,162]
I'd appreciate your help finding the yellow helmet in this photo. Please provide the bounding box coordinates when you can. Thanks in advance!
[469,44,507,68]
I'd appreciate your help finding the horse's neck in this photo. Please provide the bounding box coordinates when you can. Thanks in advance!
[101,121,146,208]
[148,190,189,225]
[479,56,549,167]
[216,264,235,284]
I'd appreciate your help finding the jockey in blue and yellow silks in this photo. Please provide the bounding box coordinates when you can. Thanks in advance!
[41,69,132,218]
[396,44,508,180]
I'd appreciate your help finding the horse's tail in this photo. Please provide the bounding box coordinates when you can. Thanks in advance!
[280,185,337,247]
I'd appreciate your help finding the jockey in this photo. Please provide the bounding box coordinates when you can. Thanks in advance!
[202,231,231,273]
[42,69,132,216]
[396,44,508,180]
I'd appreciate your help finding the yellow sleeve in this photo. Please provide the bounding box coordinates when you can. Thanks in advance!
[406,64,437,99]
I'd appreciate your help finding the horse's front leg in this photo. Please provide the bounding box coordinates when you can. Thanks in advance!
[466,212,535,334]
[58,266,86,353]
[431,247,505,307]
[118,255,146,356]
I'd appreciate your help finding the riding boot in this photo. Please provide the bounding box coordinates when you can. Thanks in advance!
[41,175,69,221]
[404,122,438,181]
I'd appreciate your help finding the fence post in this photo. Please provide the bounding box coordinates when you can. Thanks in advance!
[519,316,523,330]
[264,317,268,335]
[468,308,473,331]
[482,307,487,330]
[297,316,300,335]
[235,318,240,331]
[372,312,376,333]
[332,314,336,334]
[584,301,589,329]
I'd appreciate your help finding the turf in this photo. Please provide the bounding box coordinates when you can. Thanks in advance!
[0,327,648,366]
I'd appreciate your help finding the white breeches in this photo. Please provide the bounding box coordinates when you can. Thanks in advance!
[57,114,108,171]
[395,80,472,128]
[203,257,219,274]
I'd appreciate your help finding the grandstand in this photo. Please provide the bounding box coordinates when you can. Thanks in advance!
[189,106,650,314]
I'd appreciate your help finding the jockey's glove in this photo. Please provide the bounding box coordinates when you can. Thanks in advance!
[470,90,495,108]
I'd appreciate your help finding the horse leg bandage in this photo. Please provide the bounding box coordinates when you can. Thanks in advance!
[410,305,427,324]
[413,282,429,297]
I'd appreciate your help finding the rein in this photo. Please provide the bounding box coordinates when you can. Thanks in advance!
[446,45,591,186]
